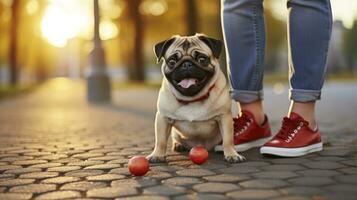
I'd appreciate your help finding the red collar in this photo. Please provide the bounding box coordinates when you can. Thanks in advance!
[176,84,215,104]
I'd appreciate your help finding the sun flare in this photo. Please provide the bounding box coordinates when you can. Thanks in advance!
[41,0,119,48]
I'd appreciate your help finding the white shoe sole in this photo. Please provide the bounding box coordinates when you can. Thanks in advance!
[260,142,323,157]
[214,136,272,152]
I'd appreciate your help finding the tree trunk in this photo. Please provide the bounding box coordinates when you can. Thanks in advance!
[9,0,20,85]
[127,0,145,82]
[185,0,198,35]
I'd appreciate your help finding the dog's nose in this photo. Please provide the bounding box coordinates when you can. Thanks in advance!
[182,61,193,70]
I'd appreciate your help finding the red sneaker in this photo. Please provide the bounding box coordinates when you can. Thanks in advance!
[215,110,272,152]
[260,112,323,157]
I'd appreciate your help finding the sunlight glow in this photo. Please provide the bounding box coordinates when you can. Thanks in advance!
[41,0,92,48]
[140,0,168,16]
[100,20,119,41]
[26,0,39,16]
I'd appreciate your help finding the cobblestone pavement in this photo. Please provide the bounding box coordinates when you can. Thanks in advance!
[0,78,356,200]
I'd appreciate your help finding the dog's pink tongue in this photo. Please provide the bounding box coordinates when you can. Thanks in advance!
[178,78,197,88]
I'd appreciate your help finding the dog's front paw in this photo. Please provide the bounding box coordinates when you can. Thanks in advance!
[224,153,246,163]
[146,154,166,163]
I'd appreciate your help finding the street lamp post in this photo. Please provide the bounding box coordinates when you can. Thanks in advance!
[87,0,111,103]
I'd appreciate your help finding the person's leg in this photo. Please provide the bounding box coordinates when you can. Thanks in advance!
[260,0,332,157]
[287,0,332,129]
[216,0,271,153]
[221,0,265,124]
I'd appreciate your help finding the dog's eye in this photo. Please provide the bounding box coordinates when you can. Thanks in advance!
[197,55,209,65]
[167,59,177,66]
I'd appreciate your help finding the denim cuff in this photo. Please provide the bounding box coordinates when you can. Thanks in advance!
[289,89,321,102]
[230,89,264,103]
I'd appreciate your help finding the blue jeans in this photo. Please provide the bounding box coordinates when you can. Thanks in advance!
[222,0,332,103]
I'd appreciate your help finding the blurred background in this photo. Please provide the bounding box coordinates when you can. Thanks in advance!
[0,0,356,93]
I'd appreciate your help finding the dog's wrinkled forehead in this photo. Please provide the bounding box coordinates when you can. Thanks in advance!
[165,36,211,58]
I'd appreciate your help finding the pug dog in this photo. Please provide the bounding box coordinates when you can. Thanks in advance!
[147,34,245,163]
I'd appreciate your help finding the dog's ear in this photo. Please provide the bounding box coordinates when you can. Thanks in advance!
[154,37,176,63]
[198,35,222,58]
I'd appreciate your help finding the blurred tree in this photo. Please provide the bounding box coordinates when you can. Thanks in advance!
[264,7,286,72]
[127,0,145,81]
[9,0,20,85]
[184,0,197,35]
[343,20,357,72]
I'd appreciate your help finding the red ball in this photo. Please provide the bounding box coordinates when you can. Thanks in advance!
[128,156,149,176]
[189,146,208,165]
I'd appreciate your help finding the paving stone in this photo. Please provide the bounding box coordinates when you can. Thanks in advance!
[0,179,35,186]
[0,193,33,200]
[72,153,103,159]
[302,161,345,169]
[216,166,260,174]
[319,148,352,156]
[47,166,81,172]
[312,156,345,162]
[87,187,138,198]
[54,158,83,164]
[173,194,229,200]
[203,174,250,182]
[111,178,157,188]
[19,172,59,179]
[237,161,271,167]
[341,160,357,167]
[84,163,120,170]
[176,169,216,177]
[193,182,239,193]
[0,165,22,171]
[0,173,15,180]
[42,176,81,184]
[239,179,289,189]
[12,160,48,165]
[162,177,203,186]
[338,167,357,174]
[61,181,107,191]
[325,184,357,193]
[109,168,131,175]
[227,189,280,199]
[144,185,186,196]
[147,171,172,179]
[252,171,298,179]
[279,186,325,195]
[4,167,42,174]
[35,190,81,199]
[334,175,357,183]
[150,166,184,172]
[115,195,169,200]
[65,169,104,177]
[39,154,68,160]
[88,155,120,161]
[107,158,129,164]
[288,177,334,186]
[1,156,34,162]
[67,160,104,166]
[270,158,311,164]
[296,169,341,177]
[264,164,306,171]
[270,196,311,200]
[86,174,125,181]
[29,163,63,169]
[10,183,56,193]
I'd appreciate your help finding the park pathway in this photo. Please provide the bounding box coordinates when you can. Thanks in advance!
[0,78,356,200]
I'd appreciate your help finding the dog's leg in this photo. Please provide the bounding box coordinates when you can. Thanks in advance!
[147,112,172,163]
[218,113,246,163]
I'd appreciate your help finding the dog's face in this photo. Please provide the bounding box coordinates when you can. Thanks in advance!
[154,34,222,97]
